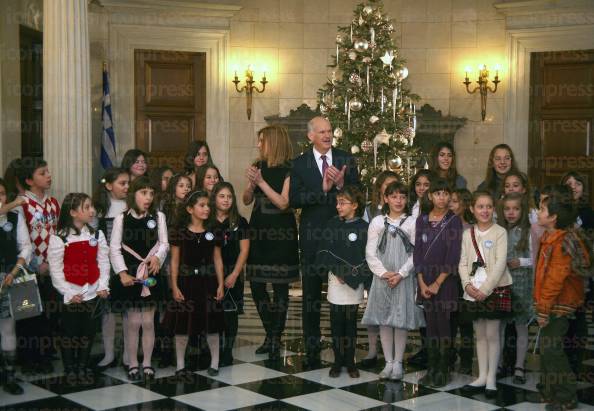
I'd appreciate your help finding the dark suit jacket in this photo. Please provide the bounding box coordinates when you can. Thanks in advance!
[289,148,360,257]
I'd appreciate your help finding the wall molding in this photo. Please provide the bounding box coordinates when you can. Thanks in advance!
[503,24,594,171]
[109,23,231,177]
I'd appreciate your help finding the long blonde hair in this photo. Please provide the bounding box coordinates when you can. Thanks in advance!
[257,125,293,167]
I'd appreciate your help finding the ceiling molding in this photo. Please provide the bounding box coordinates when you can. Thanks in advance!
[494,0,594,16]
[100,0,241,18]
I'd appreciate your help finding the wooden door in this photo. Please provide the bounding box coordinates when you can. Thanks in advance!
[529,50,594,202]
[135,50,206,170]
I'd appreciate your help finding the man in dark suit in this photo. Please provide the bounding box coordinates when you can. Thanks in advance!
[289,116,360,367]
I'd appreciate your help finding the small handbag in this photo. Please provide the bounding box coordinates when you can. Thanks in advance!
[6,266,44,321]
[470,228,512,312]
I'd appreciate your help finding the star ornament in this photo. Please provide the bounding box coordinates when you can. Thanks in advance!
[380,51,394,67]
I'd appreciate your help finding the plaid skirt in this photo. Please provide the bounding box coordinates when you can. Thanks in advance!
[459,286,513,321]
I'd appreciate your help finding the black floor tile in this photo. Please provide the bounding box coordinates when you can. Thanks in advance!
[237,374,332,399]
[28,372,124,395]
[341,379,438,403]
[252,354,332,374]
[0,396,92,411]
[137,372,228,397]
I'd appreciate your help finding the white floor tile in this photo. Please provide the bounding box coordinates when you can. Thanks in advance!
[63,383,165,410]
[101,365,177,383]
[402,370,474,391]
[295,367,379,388]
[173,386,274,411]
[282,388,386,411]
[393,391,500,411]
[231,344,296,363]
[0,382,57,406]
[196,363,286,385]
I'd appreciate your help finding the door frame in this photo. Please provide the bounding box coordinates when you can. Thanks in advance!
[109,24,230,178]
[503,24,594,173]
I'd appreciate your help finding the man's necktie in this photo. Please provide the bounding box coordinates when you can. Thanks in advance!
[321,154,329,177]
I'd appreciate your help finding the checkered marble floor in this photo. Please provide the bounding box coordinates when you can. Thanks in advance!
[3,287,594,410]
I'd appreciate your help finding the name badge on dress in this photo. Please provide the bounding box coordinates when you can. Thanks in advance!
[348,232,357,242]
[484,240,493,249]
[2,222,13,232]
[388,225,397,234]
[89,237,98,247]
[422,233,428,243]
[205,232,214,241]
[146,219,157,229]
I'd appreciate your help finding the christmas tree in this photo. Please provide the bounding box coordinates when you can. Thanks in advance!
[310,0,422,191]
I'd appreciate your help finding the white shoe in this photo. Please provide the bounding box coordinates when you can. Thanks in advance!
[390,361,403,381]
[379,361,393,379]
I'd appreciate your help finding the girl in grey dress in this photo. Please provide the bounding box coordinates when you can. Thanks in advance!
[362,182,425,381]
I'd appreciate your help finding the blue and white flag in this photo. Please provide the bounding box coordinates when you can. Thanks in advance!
[100,64,117,169]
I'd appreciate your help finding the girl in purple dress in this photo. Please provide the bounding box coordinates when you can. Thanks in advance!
[413,178,463,388]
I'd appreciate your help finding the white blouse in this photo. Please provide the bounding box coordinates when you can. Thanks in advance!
[48,226,110,304]
[109,210,169,275]
[366,214,416,278]
[0,211,32,267]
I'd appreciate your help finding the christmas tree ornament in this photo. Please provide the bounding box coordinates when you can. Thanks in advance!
[369,115,379,124]
[336,34,343,43]
[397,66,409,80]
[349,98,363,111]
[349,72,362,86]
[333,127,343,138]
[423,160,429,170]
[370,27,375,45]
[353,39,369,52]
[351,145,360,154]
[348,51,357,61]
[394,131,407,144]
[362,57,372,64]
[332,137,338,146]
[319,103,328,114]
[374,129,391,145]
[363,5,373,14]
[361,139,373,153]
[387,23,394,31]
[358,14,364,25]
[361,168,368,177]
[403,126,416,141]
[380,50,394,66]
[388,156,402,170]
[375,10,382,18]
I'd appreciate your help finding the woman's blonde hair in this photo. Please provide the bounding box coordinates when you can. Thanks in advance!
[257,125,293,167]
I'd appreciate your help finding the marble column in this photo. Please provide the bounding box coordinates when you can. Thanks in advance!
[43,0,92,201]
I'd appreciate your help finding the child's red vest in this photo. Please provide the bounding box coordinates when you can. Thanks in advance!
[63,237,100,286]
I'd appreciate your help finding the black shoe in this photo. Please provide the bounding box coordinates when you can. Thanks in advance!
[360,356,378,368]
[219,353,234,367]
[255,337,271,355]
[143,366,155,381]
[329,366,341,378]
[460,384,485,395]
[127,366,141,381]
[408,349,427,366]
[175,368,192,379]
[95,359,117,371]
[347,366,360,378]
[496,365,509,379]
[304,355,321,370]
[484,388,497,399]
[3,381,24,395]
[207,367,219,376]
[513,367,526,384]
[430,370,450,388]
[545,400,578,411]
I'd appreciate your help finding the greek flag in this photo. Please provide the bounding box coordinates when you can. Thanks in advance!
[100,64,117,169]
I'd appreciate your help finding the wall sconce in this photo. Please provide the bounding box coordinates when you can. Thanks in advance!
[232,66,268,120]
[463,64,500,121]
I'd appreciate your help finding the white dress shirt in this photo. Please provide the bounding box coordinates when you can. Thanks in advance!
[313,147,333,177]
[48,226,110,304]
[366,214,416,278]
[109,210,169,275]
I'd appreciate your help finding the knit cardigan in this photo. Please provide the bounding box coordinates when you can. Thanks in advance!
[459,224,512,296]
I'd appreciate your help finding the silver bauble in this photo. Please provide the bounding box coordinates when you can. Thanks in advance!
[397,67,409,80]
[319,104,328,114]
[353,39,369,52]
[361,139,373,153]
[388,156,403,170]
[362,56,372,64]
[333,127,343,138]
[349,98,363,111]
[369,115,379,124]
[348,51,357,61]
[363,5,373,14]
[361,168,368,177]
[351,145,360,154]
[336,34,343,44]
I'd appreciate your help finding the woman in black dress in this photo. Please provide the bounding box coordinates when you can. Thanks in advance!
[243,125,299,360]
